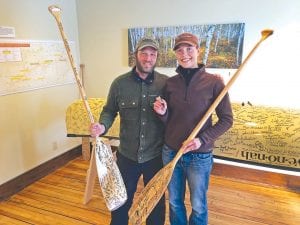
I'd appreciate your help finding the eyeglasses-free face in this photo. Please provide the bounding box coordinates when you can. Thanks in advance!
[175,45,197,55]
[135,47,158,77]
[174,44,199,68]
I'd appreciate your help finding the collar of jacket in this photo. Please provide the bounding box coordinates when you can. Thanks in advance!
[176,64,206,85]
[175,63,206,75]
[131,66,154,85]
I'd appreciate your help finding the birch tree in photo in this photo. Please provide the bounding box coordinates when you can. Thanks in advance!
[203,25,216,65]
[128,29,135,53]
[236,23,245,66]
[214,25,222,53]
[227,24,233,44]
[198,26,204,48]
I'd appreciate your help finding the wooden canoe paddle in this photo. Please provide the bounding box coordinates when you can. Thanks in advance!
[128,29,274,225]
[48,5,127,211]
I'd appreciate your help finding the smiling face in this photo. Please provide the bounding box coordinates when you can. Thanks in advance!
[174,43,199,68]
[135,47,158,79]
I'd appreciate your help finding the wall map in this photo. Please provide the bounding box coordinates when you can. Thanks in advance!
[0,40,76,96]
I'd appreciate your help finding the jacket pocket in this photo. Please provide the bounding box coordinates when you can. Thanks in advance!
[118,98,139,120]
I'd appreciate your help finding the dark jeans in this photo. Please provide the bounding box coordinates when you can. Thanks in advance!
[110,151,166,225]
[162,145,213,225]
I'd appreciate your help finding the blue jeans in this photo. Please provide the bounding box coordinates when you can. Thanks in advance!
[110,151,165,225]
[162,144,213,225]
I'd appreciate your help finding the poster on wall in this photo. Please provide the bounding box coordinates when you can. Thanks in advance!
[128,23,245,69]
[0,40,77,96]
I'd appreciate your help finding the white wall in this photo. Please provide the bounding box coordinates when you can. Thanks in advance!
[0,0,81,185]
[77,0,300,109]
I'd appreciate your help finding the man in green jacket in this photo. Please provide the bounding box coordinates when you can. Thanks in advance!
[90,37,167,225]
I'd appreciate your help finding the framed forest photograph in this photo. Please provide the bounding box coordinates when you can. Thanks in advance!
[128,23,245,69]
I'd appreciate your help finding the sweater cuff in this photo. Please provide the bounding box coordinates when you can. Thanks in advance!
[100,123,107,136]
[198,136,205,145]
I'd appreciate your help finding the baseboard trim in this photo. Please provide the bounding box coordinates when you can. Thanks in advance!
[1,147,298,202]
[212,161,300,192]
[0,145,82,201]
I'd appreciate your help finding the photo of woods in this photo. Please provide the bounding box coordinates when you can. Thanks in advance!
[128,23,245,69]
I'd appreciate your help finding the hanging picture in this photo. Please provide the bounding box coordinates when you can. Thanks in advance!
[128,23,245,68]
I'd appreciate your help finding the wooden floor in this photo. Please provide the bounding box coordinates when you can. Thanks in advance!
[0,157,299,225]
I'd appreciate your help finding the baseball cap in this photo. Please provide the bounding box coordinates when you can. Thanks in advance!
[135,37,159,52]
[173,32,199,50]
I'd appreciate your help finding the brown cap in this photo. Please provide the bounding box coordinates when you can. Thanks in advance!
[173,32,199,50]
[135,37,159,52]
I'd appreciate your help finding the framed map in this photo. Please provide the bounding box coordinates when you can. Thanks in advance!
[0,40,77,96]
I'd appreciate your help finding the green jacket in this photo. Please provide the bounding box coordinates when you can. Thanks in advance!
[100,68,168,163]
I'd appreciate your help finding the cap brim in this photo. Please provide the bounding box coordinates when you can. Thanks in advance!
[173,41,196,50]
[137,44,158,51]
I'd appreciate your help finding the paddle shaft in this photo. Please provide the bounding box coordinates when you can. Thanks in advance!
[48,5,94,123]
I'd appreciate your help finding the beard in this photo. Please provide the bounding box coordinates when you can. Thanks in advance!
[136,60,156,75]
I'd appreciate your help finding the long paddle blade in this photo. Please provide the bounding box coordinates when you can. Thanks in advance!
[94,138,127,210]
[128,29,273,225]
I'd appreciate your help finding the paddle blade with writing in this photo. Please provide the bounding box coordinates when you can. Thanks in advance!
[128,158,177,225]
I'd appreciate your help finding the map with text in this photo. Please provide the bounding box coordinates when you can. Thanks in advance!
[0,40,76,96]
